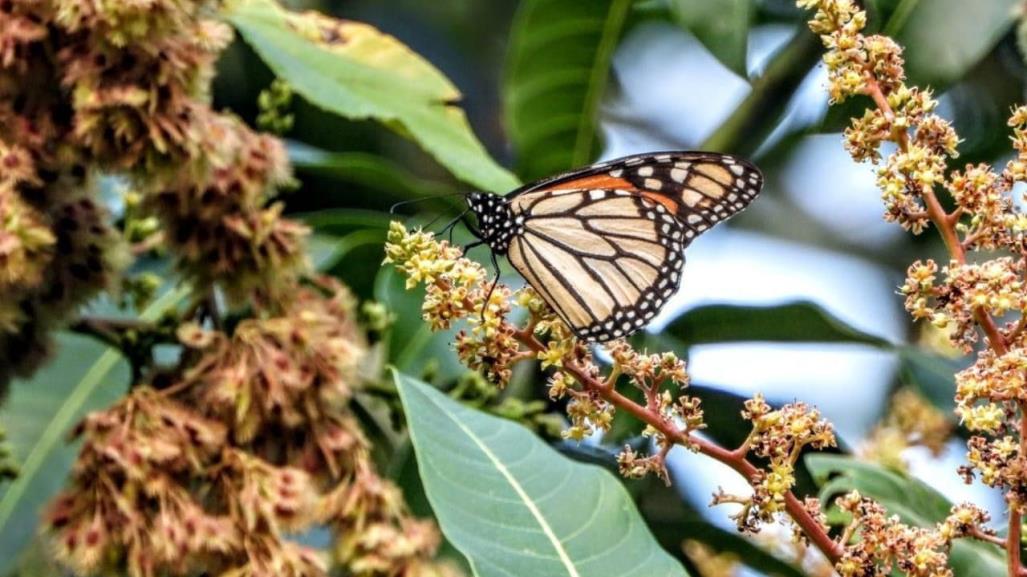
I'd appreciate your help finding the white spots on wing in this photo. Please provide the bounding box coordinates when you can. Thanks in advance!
[609,168,623,178]
[637,166,654,177]
[729,163,744,175]
[670,168,687,183]
[644,178,662,190]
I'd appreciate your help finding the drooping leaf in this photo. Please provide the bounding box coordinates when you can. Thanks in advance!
[0,287,189,572]
[669,0,752,77]
[394,371,689,577]
[661,300,891,347]
[504,0,632,182]
[806,454,1005,576]
[226,0,519,193]
[888,0,1019,89]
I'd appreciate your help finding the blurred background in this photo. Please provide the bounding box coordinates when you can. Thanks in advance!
[6,0,1026,575]
[218,0,1024,573]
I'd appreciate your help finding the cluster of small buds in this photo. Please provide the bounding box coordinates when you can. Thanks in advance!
[178,277,367,478]
[902,256,1027,352]
[799,0,870,102]
[831,493,992,577]
[860,388,952,472]
[715,395,836,533]
[802,1,966,235]
[955,341,1027,430]
[959,432,1027,507]
[1006,107,1027,178]
[257,78,296,135]
[608,342,704,479]
[384,222,525,385]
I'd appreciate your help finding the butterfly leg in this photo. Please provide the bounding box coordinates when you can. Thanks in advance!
[479,250,501,325]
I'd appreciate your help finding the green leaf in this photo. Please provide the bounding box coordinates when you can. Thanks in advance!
[226,0,519,193]
[805,454,1005,576]
[394,371,689,577]
[888,0,1020,88]
[897,347,962,413]
[504,0,632,182]
[662,300,891,347]
[669,0,752,77]
[0,287,189,572]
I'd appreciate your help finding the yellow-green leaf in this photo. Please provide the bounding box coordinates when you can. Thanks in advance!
[226,0,519,193]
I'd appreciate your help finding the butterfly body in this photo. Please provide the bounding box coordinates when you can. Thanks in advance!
[465,151,762,343]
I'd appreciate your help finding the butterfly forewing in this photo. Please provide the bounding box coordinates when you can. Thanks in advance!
[516,151,762,245]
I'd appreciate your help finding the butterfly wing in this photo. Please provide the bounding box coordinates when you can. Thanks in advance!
[506,188,686,342]
[503,151,762,342]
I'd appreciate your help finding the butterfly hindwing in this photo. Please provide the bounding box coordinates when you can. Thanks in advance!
[505,188,686,342]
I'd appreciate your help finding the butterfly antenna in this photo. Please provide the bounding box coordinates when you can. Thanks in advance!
[389,191,469,214]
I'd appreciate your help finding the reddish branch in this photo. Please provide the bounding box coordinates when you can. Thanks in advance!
[512,328,847,564]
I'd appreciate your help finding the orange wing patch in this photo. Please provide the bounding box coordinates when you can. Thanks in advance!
[545,173,637,192]
[639,191,680,213]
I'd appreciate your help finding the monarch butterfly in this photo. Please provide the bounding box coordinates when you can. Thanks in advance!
[461,151,763,343]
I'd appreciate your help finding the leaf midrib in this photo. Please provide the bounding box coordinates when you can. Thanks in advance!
[412,383,582,577]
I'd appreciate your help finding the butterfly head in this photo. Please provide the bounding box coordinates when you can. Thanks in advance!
[466,192,518,254]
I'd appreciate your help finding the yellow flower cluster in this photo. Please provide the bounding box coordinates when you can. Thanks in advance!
[714,395,836,532]
[833,493,991,577]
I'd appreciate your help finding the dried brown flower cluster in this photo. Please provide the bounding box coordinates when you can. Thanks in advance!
[0,1,461,575]
[50,276,452,577]
[0,0,307,382]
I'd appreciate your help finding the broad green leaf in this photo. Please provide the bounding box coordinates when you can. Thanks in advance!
[504,0,632,182]
[226,0,519,193]
[0,287,189,572]
[662,300,891,347]
[669,0,752,77]
[806,454,1005,576]
[394,371,689,577]
[888,0,1019,88]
